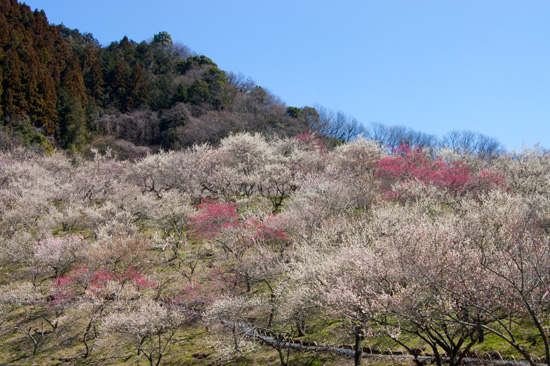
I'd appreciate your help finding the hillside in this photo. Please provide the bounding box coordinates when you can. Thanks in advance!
[1,133,549,366]
[0,0,507,159]
[4,3,547,366]
[0,0,368,156]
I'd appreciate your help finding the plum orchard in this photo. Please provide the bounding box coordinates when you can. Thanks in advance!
[0,134,549,366]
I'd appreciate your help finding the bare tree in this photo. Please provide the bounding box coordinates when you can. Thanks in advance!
[442,130,503,157]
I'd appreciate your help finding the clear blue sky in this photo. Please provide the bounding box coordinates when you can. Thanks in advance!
[22,0,550,151]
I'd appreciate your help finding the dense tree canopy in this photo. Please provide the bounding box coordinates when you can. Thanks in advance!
[0,0,505,157]
[0,0,318,152]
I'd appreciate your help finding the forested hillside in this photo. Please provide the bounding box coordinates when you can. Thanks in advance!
[0,0,505,158]
[0,0,368,156]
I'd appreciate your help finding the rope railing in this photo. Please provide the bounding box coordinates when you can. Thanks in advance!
[229,321,547,366]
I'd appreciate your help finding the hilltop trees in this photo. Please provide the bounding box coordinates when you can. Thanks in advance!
[0,0,325,152]
[0,0,514,159]
[0,0,89,147]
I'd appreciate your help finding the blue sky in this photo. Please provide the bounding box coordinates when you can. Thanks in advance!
[22,0,550,151]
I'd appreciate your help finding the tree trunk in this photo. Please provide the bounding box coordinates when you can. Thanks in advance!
[266,280,276,328]
[276,345,288,366]
[245,272,251,292]
[296,318,306,337]
[354,328,364,366]
[82,320,93,358]
[431,344,442,366]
